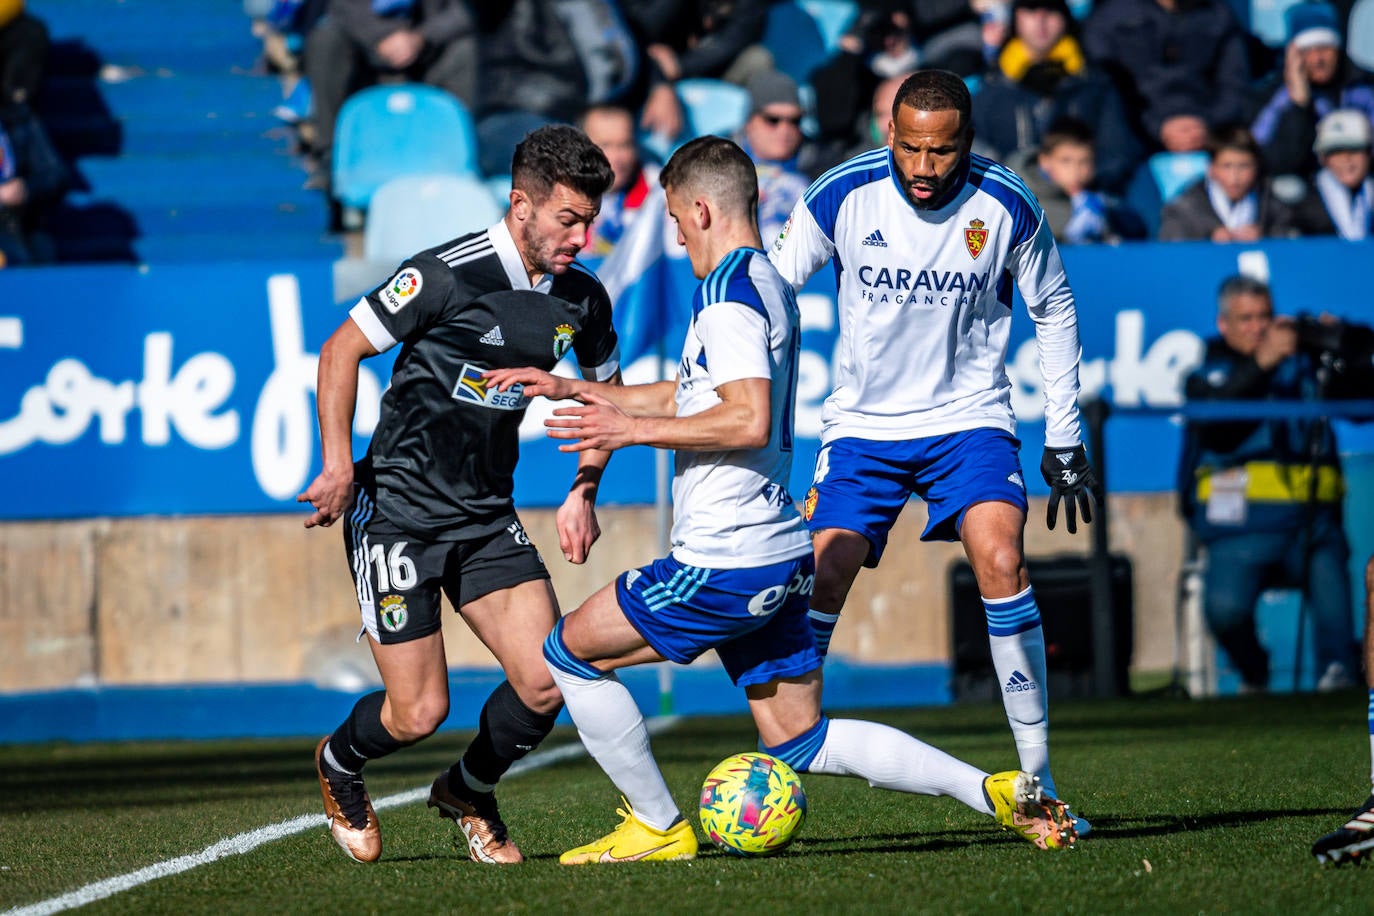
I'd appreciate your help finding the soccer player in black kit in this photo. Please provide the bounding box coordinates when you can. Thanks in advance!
[297,125,621,865]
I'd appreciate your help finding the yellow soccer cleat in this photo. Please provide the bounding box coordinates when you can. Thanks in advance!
[560,803,699,865]
[985,770,1077,850]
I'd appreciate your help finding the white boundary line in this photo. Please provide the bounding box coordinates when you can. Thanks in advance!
[6,717,680,916]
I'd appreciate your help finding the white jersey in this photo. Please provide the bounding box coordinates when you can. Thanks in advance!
[670,247,813,569]
[769,148,1084,448]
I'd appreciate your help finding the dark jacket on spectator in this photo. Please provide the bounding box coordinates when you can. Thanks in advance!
[973,54,1144,193]
[1157,177,1300,240]
[1249,59,1374,178]
[1082,0,1251,145]
[623,0,768,81]
[0,101,69,265]
[476,0,645,119]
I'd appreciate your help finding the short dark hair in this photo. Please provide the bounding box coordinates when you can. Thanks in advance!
[893,69,972,132]
[1039,116,1094,155]
[1217,274,1272,317]
[1206,123,1262,164]
[659,135,760,221]
[511,124,614,203]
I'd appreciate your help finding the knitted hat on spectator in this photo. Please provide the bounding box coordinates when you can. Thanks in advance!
[1013,0,1073,18]
[747,70,801,114]
[1286,2,1342,50]
[1314,109,1372,154]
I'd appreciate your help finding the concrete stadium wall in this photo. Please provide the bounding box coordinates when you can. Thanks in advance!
[1,494,1184,693]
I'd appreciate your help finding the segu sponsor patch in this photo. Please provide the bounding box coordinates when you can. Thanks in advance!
[451,363,531,410]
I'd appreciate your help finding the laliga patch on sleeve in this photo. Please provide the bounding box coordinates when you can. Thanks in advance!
[380,267,423,313]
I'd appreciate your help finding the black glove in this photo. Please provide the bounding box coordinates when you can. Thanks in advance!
[1040,445,1101,534]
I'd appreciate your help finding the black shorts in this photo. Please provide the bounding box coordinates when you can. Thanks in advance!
[343,486,550,644]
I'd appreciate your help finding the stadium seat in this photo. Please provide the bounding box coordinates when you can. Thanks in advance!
[1350,0,1374,70]
[676,79,752,141]
[1249,0,1304,46]
[1148,151,1209,203]
[362,173,502,264]
[485,174,513,209]
[332,84,480,212]
[798,0,859,52]
[762,1,831,85]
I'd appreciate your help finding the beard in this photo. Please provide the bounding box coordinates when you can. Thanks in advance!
[519,220,578,275]
[901,158,967,211]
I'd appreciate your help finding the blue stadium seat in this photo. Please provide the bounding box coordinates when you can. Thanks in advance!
[1149,151,1209,203]
[798,0,859,52]
[1350,0,1374,70]
[762,1,831,85]
[1250,0,1304,46]
[332,84,479,212]
[362,173,503,264]
[676,79,752,141]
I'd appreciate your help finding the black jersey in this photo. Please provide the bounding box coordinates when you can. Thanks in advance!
[350,222,620,541]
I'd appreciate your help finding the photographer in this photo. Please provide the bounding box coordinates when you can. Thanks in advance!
[1177,274,1367,693]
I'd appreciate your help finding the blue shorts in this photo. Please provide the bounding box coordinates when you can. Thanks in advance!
[615,553,820,687]
[802,428,1028,566]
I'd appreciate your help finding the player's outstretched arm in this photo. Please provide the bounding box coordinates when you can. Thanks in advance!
[486,366,677,417]
[297,319,378,528]
[546,377,770,453]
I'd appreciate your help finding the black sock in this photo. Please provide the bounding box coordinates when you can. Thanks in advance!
[458,681,561,789]
[326,691,403,774]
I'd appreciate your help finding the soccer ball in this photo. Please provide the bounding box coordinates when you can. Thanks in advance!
[699,752,807,856]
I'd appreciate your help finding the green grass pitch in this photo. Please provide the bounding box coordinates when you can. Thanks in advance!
[4,691,1373,914]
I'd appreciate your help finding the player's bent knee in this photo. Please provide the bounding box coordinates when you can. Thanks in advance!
[387,699,449,742]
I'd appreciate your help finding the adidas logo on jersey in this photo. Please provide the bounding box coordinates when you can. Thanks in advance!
[480,325,505,346]
[1004,670,1038,693]
[861,229,888,247]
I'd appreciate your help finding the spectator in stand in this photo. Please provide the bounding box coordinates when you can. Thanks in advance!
[1082,0,1251,155]
[1178,274,1362,694]
[1014,118,1147,244]
[579,104,660,258]
[737,70,816,246]
[1291,108,1374,239]
[1250,1,1374,180]
[972,0,1143,193]
[813,70,913,173]
[630,0,772,147]
[0,0,47,106]
[1158,124,1300,241]
[303,0,477,188]
[474,0,647,178]
[0,99,69,266]
[912,0,1007,77]
[810,4,920,166]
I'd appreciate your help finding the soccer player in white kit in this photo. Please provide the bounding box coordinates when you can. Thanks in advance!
[489,136,1077,863]
[769,69,1101,833]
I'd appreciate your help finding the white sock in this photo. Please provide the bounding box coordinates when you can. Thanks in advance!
[545,659,681,831]
[807,718,993,816]
[984,586,1054,794]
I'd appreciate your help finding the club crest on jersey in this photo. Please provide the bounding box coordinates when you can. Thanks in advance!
[380,268,423,313]
[964,219,988,260]
[553,323,574,360]
[803,486,819,521]
[379,595,408,632]
[451,363,531,410]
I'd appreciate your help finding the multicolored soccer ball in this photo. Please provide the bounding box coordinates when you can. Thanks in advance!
[699,752,807,856]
